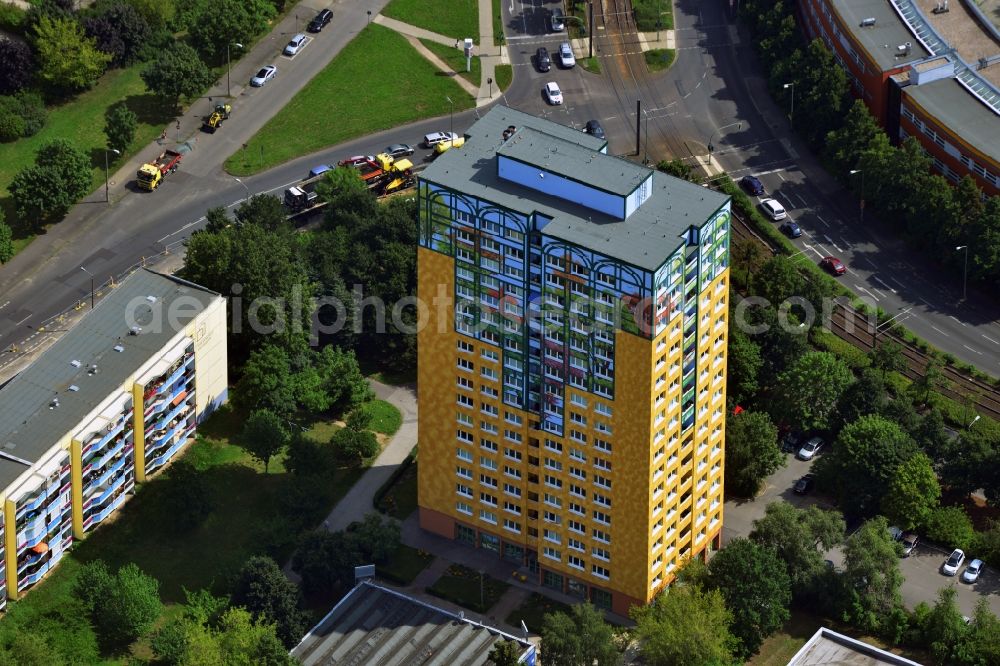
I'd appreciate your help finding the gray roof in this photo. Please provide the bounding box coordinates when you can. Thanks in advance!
[497,127,649,197]
[292,581,533,666]
[788,627,923,665]
[830,0,930,70]
[904,75,1000,164]
[420,106,729,271]
[0,270,220,494]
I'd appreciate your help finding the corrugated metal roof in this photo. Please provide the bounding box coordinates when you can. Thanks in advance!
[420,106,728,271]
[292,581,533,666]
[0,270,221,493]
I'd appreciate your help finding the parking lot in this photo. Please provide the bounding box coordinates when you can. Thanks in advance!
[722,450,1000,617]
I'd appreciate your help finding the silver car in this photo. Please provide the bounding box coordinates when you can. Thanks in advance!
[284,34,307,56]
[250,65,277,87]
[962,559,983,583]
[796,436,823,461]
[943,548,965,576]
[558,42,576,68]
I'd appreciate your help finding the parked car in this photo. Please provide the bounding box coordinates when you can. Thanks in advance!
[558,42,576,68]
[308,8,333,32]
[820,256,847,275]
[384,143,414,158]
[338,155,375,167]
[793,474,815,494]
[796,436,824,461]
[888,525,904,541]
[284,34,307,56]
[759,197,787,221]
[423,131,459,148]
[780,221,802,238]
[308,164,331,179]
[943,548,965,576]
[544,81,563,105]
[962,559,983,583]
[900,533,918,557]
[584,119,605,139]
[780,430,802,453]
[250,65,277,87]
[740,175,765,196]
[550,9,566,31]
[536,47,552,72]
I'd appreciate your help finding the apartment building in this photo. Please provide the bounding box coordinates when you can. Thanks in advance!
[416,107,731,616]
[0,269,227,606]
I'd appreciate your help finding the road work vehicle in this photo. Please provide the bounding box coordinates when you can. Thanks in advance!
[284,154,420,217]
[136,149,182,191]
[202,103,232,132]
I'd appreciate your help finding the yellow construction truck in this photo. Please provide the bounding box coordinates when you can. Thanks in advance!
[283,154,419,218]
[201,103,232,133]
[136,149,182,191]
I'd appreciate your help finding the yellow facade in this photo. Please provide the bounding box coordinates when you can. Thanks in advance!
[418,238,730,614]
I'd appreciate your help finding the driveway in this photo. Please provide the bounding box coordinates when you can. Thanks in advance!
[723,451,1000,617]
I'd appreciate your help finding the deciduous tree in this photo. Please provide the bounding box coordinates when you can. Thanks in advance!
[752,256,806,308]
[230,556,308,648]
[772,351,854,432]
[0,38,35,94]
[162,459,213,532]
[141,41,213,107]
[0,633,67,666]
[76,560,163,648]
[631,584,737,666]
[10,138,92,226]
[842,517,904,634]
[488,639,523,666]
[923,506,975,551]
[541,602,621,666]
[823,99,884,175]
[725,410,783,497]
[242,409,290,473]
[236,344,297,416]
[104,101,137,154]
[0,210,13,263]
[84,1,150,66]
[33,15,111,91]
[881,452,940,531]
[749,502,845,597]
[188,0,274,59]
[330,427,379,464]
[727,324,763,407]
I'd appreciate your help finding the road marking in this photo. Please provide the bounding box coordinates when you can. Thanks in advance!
[814,214,829,228]
[0,300,8,311]
[856,286,879,301]
[963,345,983,355]
[872,287,886,298]
[931,325,947,334]
[776,171,786,181]
[948,315,967,327]
[872,276,896,293]
[792,193,808,207]
[919,297,933,306]
[754,165,795,177]
[889,277,906,290]
[15,315,30,326]
[983,334,999,345]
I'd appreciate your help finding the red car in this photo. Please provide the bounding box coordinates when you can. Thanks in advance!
[820,256,846,275]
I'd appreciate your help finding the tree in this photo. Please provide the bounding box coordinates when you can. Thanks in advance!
[76,560,163,648]
[955,599,1000,666]
[772,351,854,432]
[725,410,783,497]
[708,538,791,658]
[823,98,884,175]
[162,459,213,532]
[331,427,379,464]
[167,607,296,665]
[540,602,620,666]
[0,215,13,264]
[236,344,297,415]
[631,585,737,666]
[150,617,189,665]
[188,0,274,59]
[141,41,213,107]
[242,409,290,472]
[230,556,308,648]
[833,368,888,432]
[104,101,137,154]
[0,38,35,95]
[235,194,289,231]
[923,506,975,551]
[881,452,940,531]
[488,639,523,666]
[744,304,808,387]
[731,237,765,289]
[125,0,175,29]
[914,587,969,664]
[83,1,150,66]
[727,324,763,407]
[869,340,906,380]
[751,256,805,308]
[814,414,917,517]
[0,633,67,666]
[309,345,373,410]
[32,15,111,91]
[656,158,699,182]
[842,517,903,634]
[749,502,845,598]
[292,529,361,596]
[10,138,93,226]
[345,406,373,432]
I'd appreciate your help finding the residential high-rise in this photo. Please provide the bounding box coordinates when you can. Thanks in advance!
[416,107,732,615]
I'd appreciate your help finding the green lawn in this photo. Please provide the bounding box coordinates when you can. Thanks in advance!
[419,39,482,87]
[427,564,509,613]
[375,456,418,518]
[504,592,573,634]
[382,0,480,44]
[581,56,602,74]
[358,399,403,435]
[644,48,676,72]
[377,544,434,584]
[632,0,674,31]
[495,64,513,91]
[492,0,504,44]
[225,24,474,176]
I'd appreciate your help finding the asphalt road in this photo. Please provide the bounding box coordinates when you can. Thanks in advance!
[723,451,1000,618]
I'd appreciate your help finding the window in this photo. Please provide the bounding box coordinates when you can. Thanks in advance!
[480,474,497,488]
[457,429,474,443]
[543,547,561,561]
[545,439,563,453]
[504,500,521,515]
[544,529,561,544]
[569,448,586,463]
[480,509,497,524]
[569,484,586,498]
[544,457,563,471]
[594,438,612,453]
[569,538,585,552]
[456,483,473,498]
[504,447,522,461]
[457,376,474,390]
[594,457,612,471]
[592,547,610,561]
[458,339,474,353]
[457,501,472,515]
[456,466,472,480]
[593,529,610,543]
[569,466,586,480]
[569,520,585,534]
[481,348,498,361]
[504,518,521,533]
[504,465,521,479]
[505,411,523,425]
[544,475,563,489]
[569,501,585,516]
[505,429,523,443]
[592,564,610,579]
[503,483,521,497]
[481,403,499,417]
[458,358,474,372]
[456,448,473,462]
[544,511,562,525]
[568,555,585,570]
[480,438,498,452]
[544,493,562,508]
[480,456,497,471]
[594,474,612,490]
[481,366,498,380]
[480,492,498,506]
[593,510,611,525]
[570,393,588,408]
[594,493,611,508]
[457,393,474,408]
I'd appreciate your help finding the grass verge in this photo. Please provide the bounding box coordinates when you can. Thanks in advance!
[495,64,513,91]
[504,592,573,634]
[377,544,434,584]
[382,0,480,44]
[632,0,674,31]
[225,24,474,176]
[644,48,676,72]
[358,399,403,436]
[375,451,418,518]
[492,0,504,44]
[581,56,602,74]
[427,564,510,613]
[419,38,482,87]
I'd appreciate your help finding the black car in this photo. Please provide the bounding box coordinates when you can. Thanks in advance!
[780,430,802,453]
[740,174,765,196]
[308,8,333,32]
[384,143,414,158]
[536,47,551,72]
[584,119,605,139]
[794,474,815,494]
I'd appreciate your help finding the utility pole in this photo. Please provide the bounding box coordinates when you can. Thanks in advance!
[956,245,969,302]
[80,266,95,309]
[635,100,641,156]
[589,1,594,59]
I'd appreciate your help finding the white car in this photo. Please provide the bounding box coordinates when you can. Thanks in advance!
[284,34,307,56]
[759,197,787,221]
[544,82,563,105]
[943,548,965,576]
[250,65,277,87]
[962,559,983,583]
[558,42,576,68]
[423,131,459,148]
[550,10,566,31]
[796,436,823,461]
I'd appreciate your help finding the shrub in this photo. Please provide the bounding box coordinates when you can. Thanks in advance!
[922,506,975,551]
[0,110,26,141]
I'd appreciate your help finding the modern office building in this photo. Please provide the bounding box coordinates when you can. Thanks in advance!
[416,107,731,616]
[798,0,1000,195]
[0,269,227,606]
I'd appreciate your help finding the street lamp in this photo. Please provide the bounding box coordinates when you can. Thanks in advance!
[227,42,243,97]
[233,176,251,202]
[80,266,95,309]
[104,148,120,203]
[783,82,794,125]
[956,245,969,302]
[706,121,742,165]
[849,169,865,223]
[445,95,455,142]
